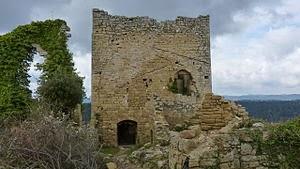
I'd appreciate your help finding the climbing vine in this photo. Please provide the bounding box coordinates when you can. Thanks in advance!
[0,19,83,121]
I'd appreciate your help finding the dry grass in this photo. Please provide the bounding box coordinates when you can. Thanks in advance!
[0,114,107,169]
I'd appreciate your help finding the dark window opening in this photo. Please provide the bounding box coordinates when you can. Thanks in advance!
[176,70,192,95]
[168,70,192,96]
[117,120,137,145]
[204,75,209,79]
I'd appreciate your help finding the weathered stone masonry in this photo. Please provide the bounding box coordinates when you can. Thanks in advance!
[91,9,212,146]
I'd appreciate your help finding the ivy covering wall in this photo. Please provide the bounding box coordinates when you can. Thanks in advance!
[0,19,82,121]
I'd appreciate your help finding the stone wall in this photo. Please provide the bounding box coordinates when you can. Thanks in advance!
[151,93,248,132]
[91,9,212,146]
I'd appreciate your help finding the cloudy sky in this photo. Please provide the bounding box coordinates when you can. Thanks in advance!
[1,0,300,96]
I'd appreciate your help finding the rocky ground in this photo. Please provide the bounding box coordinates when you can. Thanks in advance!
[104,144,169,169]
[105,117,270,169]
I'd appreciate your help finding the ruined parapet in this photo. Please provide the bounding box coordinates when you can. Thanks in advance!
[92,8,210,34]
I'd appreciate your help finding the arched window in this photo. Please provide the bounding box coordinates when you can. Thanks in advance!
[175,70,192,95]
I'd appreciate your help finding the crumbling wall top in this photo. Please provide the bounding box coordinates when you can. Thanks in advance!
[92,8,209,34]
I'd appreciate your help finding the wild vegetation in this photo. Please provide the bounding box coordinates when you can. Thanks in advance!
[0,20,101,169]
[0,111,107,169]
[249,117,300,168]
[0,19,84,122]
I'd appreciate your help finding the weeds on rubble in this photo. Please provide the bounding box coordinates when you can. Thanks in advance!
[173,123,189,132]
[262,117,300,168]
[247,117,300,168]
[240,118,266,128]
[168,80,178,94]
[101,146,120,155]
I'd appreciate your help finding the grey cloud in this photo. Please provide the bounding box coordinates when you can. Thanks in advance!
[0,0,71,32]
[1,0,282,51]
[100,0,279,35]
[0,0,32,32]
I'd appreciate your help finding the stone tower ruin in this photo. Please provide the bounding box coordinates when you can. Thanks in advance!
[91,9,247,146]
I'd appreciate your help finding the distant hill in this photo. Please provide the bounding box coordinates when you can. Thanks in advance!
[224,94,300,101]
[237,100,300,122]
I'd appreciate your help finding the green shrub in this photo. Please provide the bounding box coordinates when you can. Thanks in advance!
[262,117,300,168]
[38,70,84,116]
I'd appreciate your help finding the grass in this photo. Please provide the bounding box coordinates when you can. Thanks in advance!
[100,146,120,155]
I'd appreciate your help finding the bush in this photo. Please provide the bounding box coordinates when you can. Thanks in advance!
[38,71,84,117]
[258,117,300,168]
[0,114,107,169]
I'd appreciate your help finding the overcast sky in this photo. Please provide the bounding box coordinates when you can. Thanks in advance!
[1,0,300,96]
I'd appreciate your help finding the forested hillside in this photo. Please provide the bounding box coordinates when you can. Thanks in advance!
[237,100,300,122]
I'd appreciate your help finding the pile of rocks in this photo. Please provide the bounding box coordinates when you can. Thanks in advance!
[129,143,169,169]
[169,121,271,169]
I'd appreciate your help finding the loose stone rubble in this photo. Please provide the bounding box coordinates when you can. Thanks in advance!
[126,117,273,169]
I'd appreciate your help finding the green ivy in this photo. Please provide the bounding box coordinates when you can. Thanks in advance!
[0,19,82,122]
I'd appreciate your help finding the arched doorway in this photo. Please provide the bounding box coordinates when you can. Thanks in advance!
[117,120,137,145]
